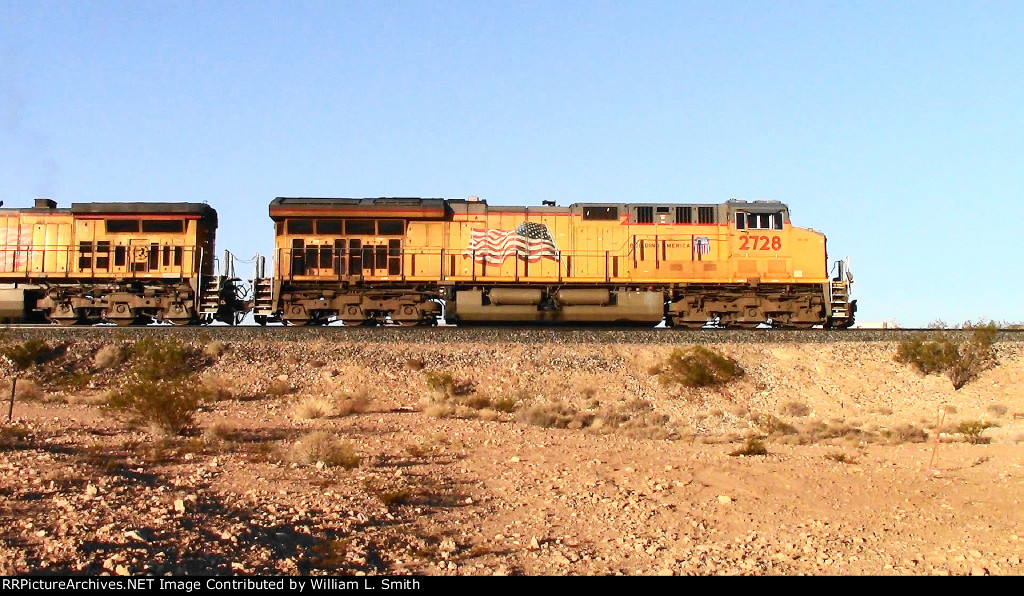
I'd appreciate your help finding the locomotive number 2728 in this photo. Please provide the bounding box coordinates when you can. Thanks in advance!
[739,235,782,251]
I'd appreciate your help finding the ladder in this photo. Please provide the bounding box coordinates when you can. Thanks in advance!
[252,255,274,316]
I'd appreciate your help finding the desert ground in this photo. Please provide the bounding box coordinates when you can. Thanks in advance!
[1,328,1021,576]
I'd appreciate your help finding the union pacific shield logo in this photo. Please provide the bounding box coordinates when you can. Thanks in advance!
[464,222,558,263]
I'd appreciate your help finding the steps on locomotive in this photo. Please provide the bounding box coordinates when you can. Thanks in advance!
[252,277,275,314]
[198,276,223,315]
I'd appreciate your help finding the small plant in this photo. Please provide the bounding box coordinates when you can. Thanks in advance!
[333,388,372,416]
[203,421,236,442]
[654,346,743,388]
[895,324,998,389]
[131,337,193,381]
[424,372,475,398]
[267,378,292,397]
[289,431,360,468]
[405,358,425,371]
[294,398,336,420]
[883,423,929,444]
[104,379,210,436]
[751,413,797,436]
[2,339,52,369]
[825,451,858,464]
[0,424,31,450]
[93,344,128,369]
[986,404,1008,418]
[780,401,811,417]
[957,420,997,444]
[203,340,229,359]
[729,437,768,457]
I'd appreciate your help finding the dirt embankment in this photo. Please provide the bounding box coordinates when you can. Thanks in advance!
[1,335,1022,575]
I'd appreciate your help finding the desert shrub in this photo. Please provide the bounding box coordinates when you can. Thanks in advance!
[654,346,743,388]
[334,388,372,416]
[882,423,929,444]
[10,379,46,402]
[267,378,292,397]
[104,379,210,436]
[0,425,31,450]
[895,324,997,389]
[295,398,335,420]
[825,451,858,464]
[3,340,52,370]
[492,395,521,413]
[203,340,228,359]
[201,374,234,401]
[518,401,591,429]
[957,420,997,444]
[729,437,768,457]
[751,413,797,436]
[289,431,360,468]
[93,344,128,369]
[405,358,425,371]
[203,421,236,442]
[424,372,475,398]
[779,401,811,417]
[131,337,193,381]
[986,404,1008,418]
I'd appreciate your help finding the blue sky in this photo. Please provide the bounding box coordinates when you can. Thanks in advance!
[2,1,1022,326]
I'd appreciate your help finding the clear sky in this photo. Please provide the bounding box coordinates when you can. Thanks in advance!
[2,1,1022,327]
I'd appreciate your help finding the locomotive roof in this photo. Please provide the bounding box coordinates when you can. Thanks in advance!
[270,197,449,220]
[70,202,216,216]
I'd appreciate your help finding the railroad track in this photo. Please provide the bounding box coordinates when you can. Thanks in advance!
[2,324,1022,345]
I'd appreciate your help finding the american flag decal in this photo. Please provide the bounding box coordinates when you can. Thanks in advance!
[694,236,710,255]
[465,222,558,264]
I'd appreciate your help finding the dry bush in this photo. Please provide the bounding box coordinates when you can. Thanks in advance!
[986,404,1008,418]
[203,340,228,359]
[654,346,743,388]
[201,374,235,401]
[8,379,46,402]
[93,344,128,369]
[779,400,811,417]
[0,425,31,450]
[295,398,336,420]
[895,324,997,389]
[424,372,475,398]
[825,451,858,464]
[2,339,52,370]
[882,423,929,444]
[267,378,293,397]
[751,413,797,436]
[729,437,768,457]
[104,379,210,436]
[518,401,592,429]
[289,431,360,468]
[131,336,195,381]
[956,420,997,444]
[203,421,236,442]
[405,358,425,371]
[333,388,372,416]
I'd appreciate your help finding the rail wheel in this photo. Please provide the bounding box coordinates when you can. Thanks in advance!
[104,304,139,326]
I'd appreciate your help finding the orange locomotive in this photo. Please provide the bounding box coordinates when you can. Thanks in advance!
[257,197,855,328]
[0,199,250,325]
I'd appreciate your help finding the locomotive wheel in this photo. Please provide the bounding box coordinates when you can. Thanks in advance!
[52,316,80,327]
[254,315,268,326]
[166,317,197,326]
[283,318,312,327]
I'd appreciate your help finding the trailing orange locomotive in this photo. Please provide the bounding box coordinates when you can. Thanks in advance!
[0,199,249,325]
[255,197,855,328]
